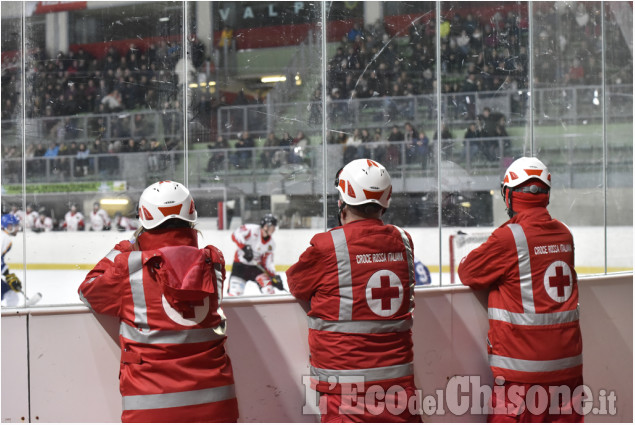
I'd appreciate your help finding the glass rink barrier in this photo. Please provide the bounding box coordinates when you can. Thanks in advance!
[1,0,632,422]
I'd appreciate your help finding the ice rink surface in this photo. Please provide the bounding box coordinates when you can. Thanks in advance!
[4,269,448,308]
[3,269,290,307]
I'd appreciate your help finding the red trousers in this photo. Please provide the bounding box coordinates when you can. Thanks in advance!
[488,377,584,423]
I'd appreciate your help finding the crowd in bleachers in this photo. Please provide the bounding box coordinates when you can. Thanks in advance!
[325,2,629,107]
[320,2,631,167]
[1,2,631,178]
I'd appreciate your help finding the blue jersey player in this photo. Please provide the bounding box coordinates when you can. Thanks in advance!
[1,214,22,307]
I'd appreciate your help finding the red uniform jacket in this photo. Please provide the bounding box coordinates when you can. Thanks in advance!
[458,207,582,384]
[286,219,416,394]
[78,228,238,423]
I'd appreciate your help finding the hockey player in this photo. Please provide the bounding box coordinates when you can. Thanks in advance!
[33,209,54,232]
[1,214,22,307]
[227,213,283,296]
[113,212,139,232]
[89,202,111,231]
[78,181,239,422]
[63,204,85,231]
[286,159,421,422]
[9,205,24,231]
[458,157,583,422]
[23,204,39,230]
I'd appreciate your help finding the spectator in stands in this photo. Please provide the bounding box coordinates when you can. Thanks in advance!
[347,22,363,43]
[217,24,234,69]
[463,122,482,161]
[494,116,511,158]
[410,130,430,168]
[91,137,107,156]
[101,89,123,112]
[207,136,229,172]
[328,88,348,122]
[461,72,478,119]
[231,131,254,169]
[148,139,162,172]
[261,132,280,168]
[161,100,182,139]
[404,122,417,144]
[43,142,61,175]
[44,142,60,158]
[121,138,139,154]
[76,142,90,176]
[308,89,322,125]
[566,58,585,85]
[360,128,371,143]
[1,99,16,122]
[1,146,20,183]
[476,107,496,139]
[290,130,310,164]
[387,125,404,143]
[344,128,364,164]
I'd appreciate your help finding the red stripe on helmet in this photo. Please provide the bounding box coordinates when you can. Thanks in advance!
[158,205,182,216]
[363,189,384,200]
[524,169,543,176]
[141,206,153,220]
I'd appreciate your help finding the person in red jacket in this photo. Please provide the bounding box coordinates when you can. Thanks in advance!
[458,157,583,422]
[78,181,239,423]
[286,158,421,422]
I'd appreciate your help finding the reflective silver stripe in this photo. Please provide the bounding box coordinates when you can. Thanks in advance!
[105,249,121,262]
[488,307,580,326]
[507,224,535,313]
[308,317,413,334]
[311,363,413,383]
[331,228,353,321]
[78,291,92,310]
[120,322,225,344]
[392,225,415,311]
[128,252,148,328]
[214,267,227,335]
[123,384,236,411]
[489,354,583,373]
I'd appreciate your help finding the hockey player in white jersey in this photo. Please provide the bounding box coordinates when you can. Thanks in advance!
[63,204,85,231]
[228,213,284,296]
[89,202,111,231]
[23,204,39,231]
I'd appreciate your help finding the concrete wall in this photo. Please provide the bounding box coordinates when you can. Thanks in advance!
[1,274,632,422]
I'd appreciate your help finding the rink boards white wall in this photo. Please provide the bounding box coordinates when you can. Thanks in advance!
[2,274,632,423]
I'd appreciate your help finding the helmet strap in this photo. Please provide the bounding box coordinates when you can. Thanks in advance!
[504,187,515,218]
[337,200,347,226]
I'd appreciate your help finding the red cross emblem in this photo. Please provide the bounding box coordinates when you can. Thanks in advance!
[549,266,571,297]
[365,271,403,317]
[372,275,401,310]
[543,261,573,302]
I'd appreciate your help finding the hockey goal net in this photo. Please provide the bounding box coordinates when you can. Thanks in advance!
[449,231,492,284]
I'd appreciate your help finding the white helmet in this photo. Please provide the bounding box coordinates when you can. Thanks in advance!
[502,157,551,191]
[335,159,392,208]
[138,181,197,229]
